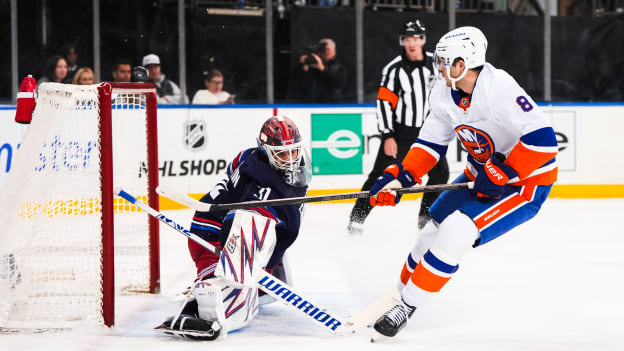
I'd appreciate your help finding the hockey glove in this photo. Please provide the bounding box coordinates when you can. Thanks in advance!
[370,161,420,207]
[473,152,518,200]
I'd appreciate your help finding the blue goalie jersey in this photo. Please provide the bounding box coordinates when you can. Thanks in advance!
[189,147,308,272]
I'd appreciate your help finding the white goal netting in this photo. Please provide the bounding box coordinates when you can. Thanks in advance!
[0,83,157,329]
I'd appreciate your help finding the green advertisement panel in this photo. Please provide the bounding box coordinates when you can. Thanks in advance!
[311,113,362,175]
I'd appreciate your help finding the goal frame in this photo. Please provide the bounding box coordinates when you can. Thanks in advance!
[99,82,160,327]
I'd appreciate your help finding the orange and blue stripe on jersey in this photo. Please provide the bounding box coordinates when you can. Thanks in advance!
[402,138,448,179]
[505,127,558,186]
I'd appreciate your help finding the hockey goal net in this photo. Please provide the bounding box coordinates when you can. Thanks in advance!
[0,82,160,329]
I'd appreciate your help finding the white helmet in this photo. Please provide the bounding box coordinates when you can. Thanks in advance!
[434,26,488,90]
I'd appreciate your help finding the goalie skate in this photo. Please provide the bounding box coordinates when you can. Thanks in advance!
[155,314,221,341]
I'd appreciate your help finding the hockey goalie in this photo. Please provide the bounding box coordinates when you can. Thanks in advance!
[156,116,310,340]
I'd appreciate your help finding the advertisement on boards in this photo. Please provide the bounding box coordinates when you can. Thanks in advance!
[310,113,362,175]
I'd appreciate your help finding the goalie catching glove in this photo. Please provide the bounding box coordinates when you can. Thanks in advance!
[369,161,421,207]
[473,152,518,200]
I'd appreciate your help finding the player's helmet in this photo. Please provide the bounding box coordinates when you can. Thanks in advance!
[257,116,303,173]
[399,20,426,46]
[434,26,488,90]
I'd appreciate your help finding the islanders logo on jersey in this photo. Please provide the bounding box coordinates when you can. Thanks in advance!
[455,125,495,164]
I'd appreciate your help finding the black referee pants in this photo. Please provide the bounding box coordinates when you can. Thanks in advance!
[349,124,449,227]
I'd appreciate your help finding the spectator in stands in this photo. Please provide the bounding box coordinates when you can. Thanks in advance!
[112,59,132,83]
[296,38,346,103]
[143,53,188,104]
[192,69,235,105]
[38,55,69,84]
[62,42,82,82]
[72,67,95,85]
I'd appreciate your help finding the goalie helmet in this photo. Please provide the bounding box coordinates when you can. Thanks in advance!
[434,26,488,90]
[257,116,310,187]
[257,115,303,170]
[399,20,426,46]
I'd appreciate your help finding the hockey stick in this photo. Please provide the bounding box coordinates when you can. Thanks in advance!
[156,182,474,213]
[115,188,370,335]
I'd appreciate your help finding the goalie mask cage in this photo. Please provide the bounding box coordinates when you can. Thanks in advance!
[0,83,160,330]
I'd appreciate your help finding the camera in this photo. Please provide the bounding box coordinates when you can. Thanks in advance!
[132,66,149,83]
[303,42,327,65]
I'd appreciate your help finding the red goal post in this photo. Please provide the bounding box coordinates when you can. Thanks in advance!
[0,82,160,330]
[100,83,161,326]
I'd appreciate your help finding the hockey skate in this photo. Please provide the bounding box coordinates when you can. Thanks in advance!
[156,280,226,341]
[155,313,221,341]
[371,298,416,340]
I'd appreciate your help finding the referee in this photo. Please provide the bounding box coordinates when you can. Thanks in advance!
[348,20,449,234]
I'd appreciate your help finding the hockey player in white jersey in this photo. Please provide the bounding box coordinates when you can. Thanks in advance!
[368,26,558,339]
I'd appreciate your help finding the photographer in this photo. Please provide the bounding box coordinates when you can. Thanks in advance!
[296,38,346,103]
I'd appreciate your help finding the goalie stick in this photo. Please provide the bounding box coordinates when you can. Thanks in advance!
[115,187,393,335]
[156,182,474,213]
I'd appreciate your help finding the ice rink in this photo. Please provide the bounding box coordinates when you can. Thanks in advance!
[3,198,623,351]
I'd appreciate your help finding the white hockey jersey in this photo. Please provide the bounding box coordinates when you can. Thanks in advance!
[406,63,558,187]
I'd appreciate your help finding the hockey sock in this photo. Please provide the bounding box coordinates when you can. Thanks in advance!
[398,253,419,291]
[401,211,478,308]
[397,222,440,290]
[402,248,459,307]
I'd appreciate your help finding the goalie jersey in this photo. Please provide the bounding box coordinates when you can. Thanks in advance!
[188,148,307,280]
[408,63,558,186]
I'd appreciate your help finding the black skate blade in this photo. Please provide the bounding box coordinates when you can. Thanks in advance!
[154,316,221,341]
[154,325,220,340]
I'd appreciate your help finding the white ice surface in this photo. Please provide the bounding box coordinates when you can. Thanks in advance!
[2,198,624,350]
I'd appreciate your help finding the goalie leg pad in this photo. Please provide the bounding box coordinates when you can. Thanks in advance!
[194,278,259,334]
[216,210,278,287]
[194,279,227,333]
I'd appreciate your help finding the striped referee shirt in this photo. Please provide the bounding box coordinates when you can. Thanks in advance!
[376,51,436,136]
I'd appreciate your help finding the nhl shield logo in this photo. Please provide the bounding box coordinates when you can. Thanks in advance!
[184,121,207,151]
